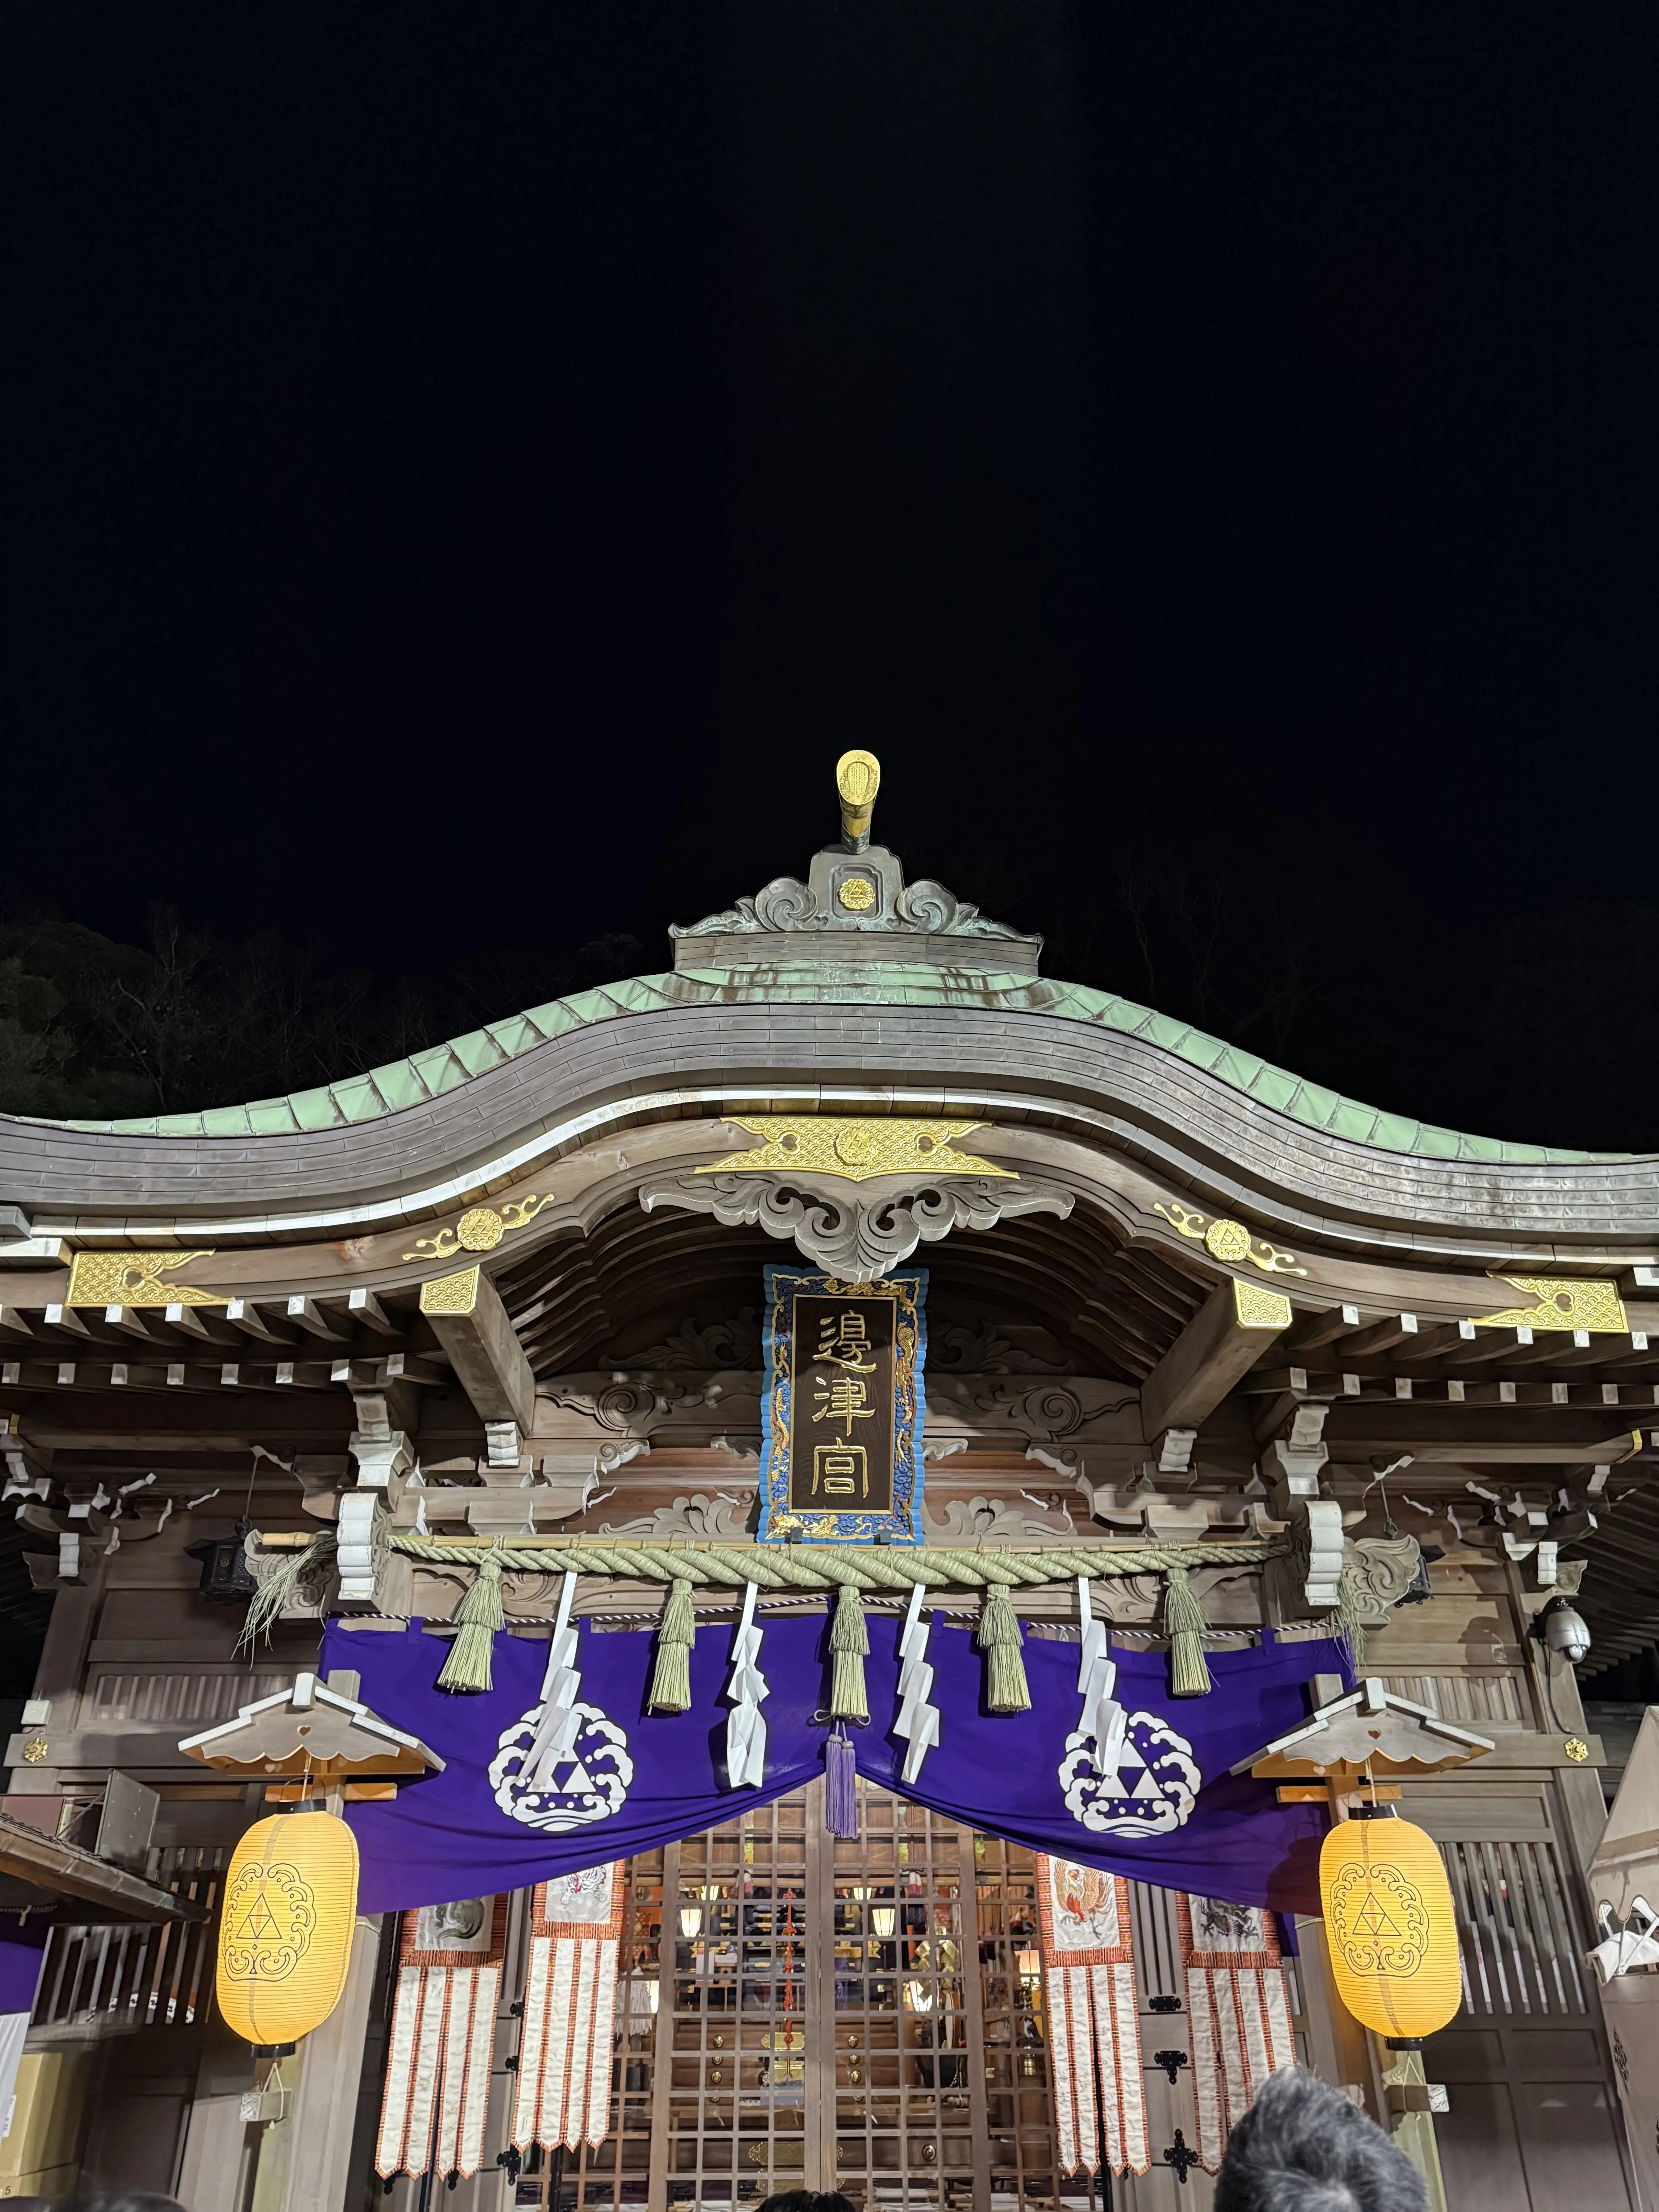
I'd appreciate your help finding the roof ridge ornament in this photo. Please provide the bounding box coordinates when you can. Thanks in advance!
[669,751,1041,963]
[836,749,881,851]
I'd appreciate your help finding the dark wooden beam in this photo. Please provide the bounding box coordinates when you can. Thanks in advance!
[1140,1278,1290,1441]
[419,1267,536,1432]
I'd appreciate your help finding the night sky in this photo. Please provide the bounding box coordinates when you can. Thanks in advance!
[9,9,1659,1140]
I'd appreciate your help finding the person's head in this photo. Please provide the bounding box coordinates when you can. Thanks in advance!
[757,2194,857,2212]
[1215,2067,1428,2212]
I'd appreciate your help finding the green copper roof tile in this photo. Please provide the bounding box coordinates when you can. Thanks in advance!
[1141,1011,1193,1053]
[1329,1102,1381,1144]
[1173,1030,1226,1072]
[1499,1139,1553,1164]
[151,1114,196,1136]
[1212,1047,1268,1091]
[448,1029,506,1079]
[1289,1081,1341,1129]
[409,1046,469,1097]
[196,1106,249,1137]
[1457,1132,1506,1163]
[1410,1123,1463,1160]
[285,1087,340,1133]
[330,1078,383,1123]
[248,1100,301,1135]
[486,1016,537,1059]
[366,1061,430,1115]
[1369,1113,1422,1152]
[1249,1065,1300,1114]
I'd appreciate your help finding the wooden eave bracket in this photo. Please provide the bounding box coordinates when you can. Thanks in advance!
[177,1668,443,1779]
[1230,1677,1495,1787]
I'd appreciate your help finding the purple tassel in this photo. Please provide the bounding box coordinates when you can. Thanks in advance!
[825,1728,859,1839]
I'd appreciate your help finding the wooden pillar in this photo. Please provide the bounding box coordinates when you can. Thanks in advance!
[1291,1915,1381,2117]
[10,1561,105,1799]
[1380,2043,1449,2212]
[249,1913,384,2212]
[176,2094,256,2212]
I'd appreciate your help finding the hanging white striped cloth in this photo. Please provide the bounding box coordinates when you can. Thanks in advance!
[375,1896,507,2180]
[510,1864,626,2154]
[1178,1893,1298,2171]
[1036,1855,1149,2178]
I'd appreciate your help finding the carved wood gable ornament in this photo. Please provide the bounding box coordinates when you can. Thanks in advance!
[642,1114,1072,1281]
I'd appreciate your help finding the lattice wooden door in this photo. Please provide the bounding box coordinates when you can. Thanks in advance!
[507,1783,1218,2211]
[648,1776,1097,2210]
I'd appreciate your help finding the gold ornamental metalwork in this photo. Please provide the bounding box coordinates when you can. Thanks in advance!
[1155,1202,1307,1276]
[65,1249,224,1308]
[699,1115,1015,1185]
[418,1266,481,1316]
[1563,1738,1590,1764]
[1233,1280,1293,1330]
[836,875,877,911]
[402,1194,551,1264]
[836,749,881,847]
[1472,1277,1628,1333]
[21,1738,47,1765]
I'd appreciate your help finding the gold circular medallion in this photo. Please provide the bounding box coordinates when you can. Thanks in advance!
[21,1738,48,1765]
[456,1207,505,1253]
[1564,1737,1590,1764]
[1204,1218,1254,1262]
[837,875,877,912]
[833,1125,878,1166]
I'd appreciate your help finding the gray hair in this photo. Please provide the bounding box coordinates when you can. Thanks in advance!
[1215,2068,1428,2212]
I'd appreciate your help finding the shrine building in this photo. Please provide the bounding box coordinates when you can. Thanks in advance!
[0,754,1653,2212]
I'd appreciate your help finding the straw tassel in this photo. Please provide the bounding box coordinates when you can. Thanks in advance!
[649,1577,696,1712]
[829,1582,869,1721]
[979,1582,1030,1714]
[1163,1565,1212,1698]
[437,1551,505,1693]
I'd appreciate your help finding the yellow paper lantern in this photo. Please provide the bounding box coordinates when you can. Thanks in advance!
[216,1809,359,2049]
[1320,1814,1462,2041]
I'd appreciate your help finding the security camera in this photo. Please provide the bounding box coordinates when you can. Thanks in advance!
[1538,1595,1592,1664]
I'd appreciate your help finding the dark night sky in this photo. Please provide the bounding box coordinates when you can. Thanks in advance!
[8,8,1659,1138]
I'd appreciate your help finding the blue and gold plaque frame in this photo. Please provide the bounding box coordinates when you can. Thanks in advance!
[757,1265,927,1544]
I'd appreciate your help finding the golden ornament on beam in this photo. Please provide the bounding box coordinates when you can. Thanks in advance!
[1319,1813,1461,2042]
[65,1249,224,1308]
[401,1193,551,1264]
[216,1808,359,2051]
[1154,1202,1307,1277]
[1472,1276,1628,1334]
[700,1115,1014,1185]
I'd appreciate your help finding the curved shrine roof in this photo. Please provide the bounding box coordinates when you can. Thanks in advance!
[1,762,1652,1257]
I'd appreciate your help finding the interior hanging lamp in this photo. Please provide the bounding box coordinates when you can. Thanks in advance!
[216,1807,360,2052]
[1319,1810,1462,2041]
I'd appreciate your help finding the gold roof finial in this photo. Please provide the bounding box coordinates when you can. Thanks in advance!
[836,749,881,852]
